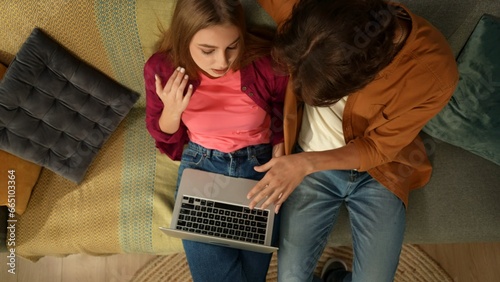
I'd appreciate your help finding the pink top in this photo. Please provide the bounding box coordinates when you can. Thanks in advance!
[181,70,270,153]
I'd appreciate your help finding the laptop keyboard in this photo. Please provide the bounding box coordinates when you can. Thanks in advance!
[176,195,269,245]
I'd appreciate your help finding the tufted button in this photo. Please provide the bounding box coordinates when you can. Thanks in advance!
[249,92,254,96]
[241,86,247,91]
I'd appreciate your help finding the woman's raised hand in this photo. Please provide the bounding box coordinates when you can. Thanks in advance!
[155,67,194,134]
[155,67,193,116]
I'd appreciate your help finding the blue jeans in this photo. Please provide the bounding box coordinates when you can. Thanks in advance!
[278,147,405,282]
[176,141,278,282]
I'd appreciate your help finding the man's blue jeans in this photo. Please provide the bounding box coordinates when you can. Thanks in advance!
[278,155,406,281]
[176,141,277,282]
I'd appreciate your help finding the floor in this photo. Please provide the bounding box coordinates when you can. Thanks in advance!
[1,242,500,281]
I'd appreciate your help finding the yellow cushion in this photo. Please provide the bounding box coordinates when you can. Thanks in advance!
[0,63,42,215]
[0,63,6,78]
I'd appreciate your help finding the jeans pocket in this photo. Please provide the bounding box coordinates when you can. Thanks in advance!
[181,148,204,166]
[250,152,271,167]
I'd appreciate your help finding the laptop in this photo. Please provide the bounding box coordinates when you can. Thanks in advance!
[160,168,278,253]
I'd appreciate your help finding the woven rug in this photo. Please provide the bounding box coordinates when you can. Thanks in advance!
[131,244,452,282]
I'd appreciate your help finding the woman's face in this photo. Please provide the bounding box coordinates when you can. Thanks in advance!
[189,24,241,78]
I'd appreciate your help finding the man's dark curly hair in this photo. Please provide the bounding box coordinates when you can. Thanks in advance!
[272,0,399,106]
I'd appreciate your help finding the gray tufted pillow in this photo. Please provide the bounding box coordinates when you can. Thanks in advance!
[0,28,140,183]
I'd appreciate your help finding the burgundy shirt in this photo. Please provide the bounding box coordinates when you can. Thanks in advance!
[144,52,289,160]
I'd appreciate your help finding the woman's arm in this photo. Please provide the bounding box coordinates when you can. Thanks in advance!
[144,53,192,160]
[155,67,193,134]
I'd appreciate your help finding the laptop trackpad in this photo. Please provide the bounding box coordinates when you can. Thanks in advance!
[209,241,231,247]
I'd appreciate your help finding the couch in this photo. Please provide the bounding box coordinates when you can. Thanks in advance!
[0,0,499,261]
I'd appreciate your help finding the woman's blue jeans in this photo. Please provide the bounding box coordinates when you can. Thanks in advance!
[176,141,278,282]
[277,148,406,282]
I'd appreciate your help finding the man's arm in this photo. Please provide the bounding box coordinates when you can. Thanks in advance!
[256,0,297,26]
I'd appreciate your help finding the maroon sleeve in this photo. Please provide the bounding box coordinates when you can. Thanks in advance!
[144,52,188,160]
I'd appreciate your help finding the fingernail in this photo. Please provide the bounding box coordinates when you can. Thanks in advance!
[155,74,158,80]
[184,74,188,80]
[180,67,185,73]
[176,67,180,71]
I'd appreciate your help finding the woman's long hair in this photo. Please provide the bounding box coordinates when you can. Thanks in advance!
[157,0,273,80]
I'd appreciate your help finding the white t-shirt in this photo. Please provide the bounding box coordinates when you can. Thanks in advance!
[298,97,348,152]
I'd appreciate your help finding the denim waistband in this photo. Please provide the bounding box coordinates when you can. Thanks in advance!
[186,142,271,158]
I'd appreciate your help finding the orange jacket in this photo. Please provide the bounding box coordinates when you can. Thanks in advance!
[258,0,459,205]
